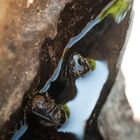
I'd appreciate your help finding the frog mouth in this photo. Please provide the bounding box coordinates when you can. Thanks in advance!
[32,111,61,126]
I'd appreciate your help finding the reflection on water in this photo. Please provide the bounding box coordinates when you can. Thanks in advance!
[58,61,109,139]
[40,0,119,93]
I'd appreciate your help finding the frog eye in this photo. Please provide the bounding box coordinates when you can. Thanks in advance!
[78,58,85,65]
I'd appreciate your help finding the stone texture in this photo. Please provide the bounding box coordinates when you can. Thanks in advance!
[98,71,140,140]
[83,10,131,140]
[0,0,71,131]
[0,0,133,139]
[0,0,114,139]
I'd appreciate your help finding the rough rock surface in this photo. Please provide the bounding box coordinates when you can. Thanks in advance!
[83,11,131,140]
[98,71,140,140]
[0,0,71,131]
[0,0,133,139]
[0,0,113,139]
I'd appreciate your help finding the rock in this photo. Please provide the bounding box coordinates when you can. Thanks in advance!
[0,0,71,131]
[97,3,140,139]
[83,9,132,140]
[0,0,133,139]
[98,71,140,140]
[0,0,115,139]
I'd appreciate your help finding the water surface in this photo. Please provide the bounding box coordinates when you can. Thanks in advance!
[58,61,109,139]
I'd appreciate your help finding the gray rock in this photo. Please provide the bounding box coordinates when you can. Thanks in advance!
[0,0,134,139]
[0,0,71,130]
[98,71,140,140]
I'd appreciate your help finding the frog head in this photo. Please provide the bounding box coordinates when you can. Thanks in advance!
[67,53,92,78]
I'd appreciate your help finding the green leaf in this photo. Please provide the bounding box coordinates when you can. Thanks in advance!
[87,59,96,71]
[100,0,132,23]
[63,104,70,118]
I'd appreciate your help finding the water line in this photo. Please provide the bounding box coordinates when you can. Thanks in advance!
[39,0,116,93]
[58,61,109,139]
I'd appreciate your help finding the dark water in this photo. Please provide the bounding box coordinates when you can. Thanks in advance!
[10,0,131,139]
[39,0,114,93]
[58,61,109,139]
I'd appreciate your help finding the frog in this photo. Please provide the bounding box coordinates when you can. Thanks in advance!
[11,93,70,140]
[31,93,70,127]
[48,52,96,104]
[29,52,95,126]
[11,52,95,140]
[64,52,93,78]
[30,52,95,123]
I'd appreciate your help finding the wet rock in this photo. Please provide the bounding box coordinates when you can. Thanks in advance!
[0,0,133,139]
[98,71,140,140]
[0,0,71,131]
[0,0,113,139]
[81,9,132,140]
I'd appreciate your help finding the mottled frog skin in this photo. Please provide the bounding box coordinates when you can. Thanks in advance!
[31,93,69,127]
[65,52,92,78]
[48,52,92,104]
[26,52,93,128]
